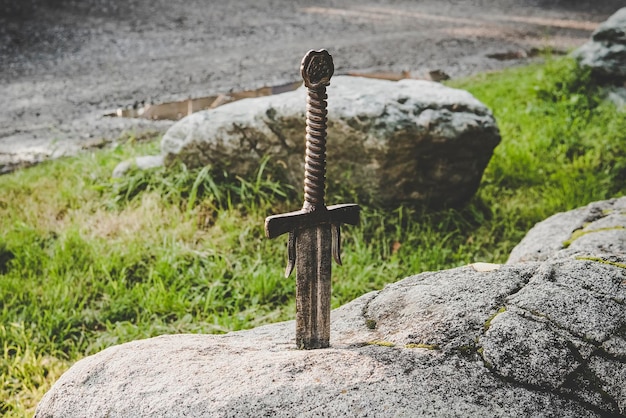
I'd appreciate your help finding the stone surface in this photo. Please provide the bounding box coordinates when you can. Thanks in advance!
[574,7,626,81]
[161,76,500,208]
[607,87,626,109]
[112,155,165,178]
[36,197,626,417]
[508,196,626,263]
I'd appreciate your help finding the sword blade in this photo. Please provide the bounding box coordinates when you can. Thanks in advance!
[295,225,332,349]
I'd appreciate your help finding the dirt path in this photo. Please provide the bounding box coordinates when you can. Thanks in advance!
[0,0,623,172]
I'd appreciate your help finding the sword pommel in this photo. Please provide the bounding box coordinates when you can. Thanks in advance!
[301,49,334,89]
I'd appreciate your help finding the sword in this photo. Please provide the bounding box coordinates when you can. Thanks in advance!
[265,49,360,350]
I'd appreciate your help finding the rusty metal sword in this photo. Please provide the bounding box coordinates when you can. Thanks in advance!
[265,49,360,350]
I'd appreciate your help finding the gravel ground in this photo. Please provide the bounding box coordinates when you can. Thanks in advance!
[0,0,623,172]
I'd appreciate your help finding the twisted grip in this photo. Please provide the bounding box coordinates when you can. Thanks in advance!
[301,50,334,212]
[304,87,328,210]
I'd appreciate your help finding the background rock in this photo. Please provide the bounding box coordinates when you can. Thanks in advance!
[574,7,626,81]
[507,197,626,263]
[607,87,626,109]
[112,155,164,178]
[162,76,500,208]
[36,197,626,417]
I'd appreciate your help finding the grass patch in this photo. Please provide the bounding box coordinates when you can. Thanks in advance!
[2,56,626,415]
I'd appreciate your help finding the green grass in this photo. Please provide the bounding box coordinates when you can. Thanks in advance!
[2,57,626,415]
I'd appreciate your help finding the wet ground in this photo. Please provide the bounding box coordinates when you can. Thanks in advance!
[1,0,623,172]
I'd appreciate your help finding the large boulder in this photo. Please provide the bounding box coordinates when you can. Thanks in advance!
[574,7,626,82]
[161,76,500,208]
[35,197,626,417]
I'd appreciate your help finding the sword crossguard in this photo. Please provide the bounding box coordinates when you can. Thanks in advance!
[265,204,360,277]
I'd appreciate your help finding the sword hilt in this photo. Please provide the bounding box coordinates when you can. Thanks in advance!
[266,49,359,279]
[301,49,334,212]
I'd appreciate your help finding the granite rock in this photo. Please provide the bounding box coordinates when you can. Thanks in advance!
[112,155,165,178]
[507,197,626,263]
[574,8,626,81]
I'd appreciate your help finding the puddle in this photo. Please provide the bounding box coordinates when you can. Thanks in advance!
[105,70,451,121]
[487,47,566,61]
[105,81,302,121]
[348,69,449,81]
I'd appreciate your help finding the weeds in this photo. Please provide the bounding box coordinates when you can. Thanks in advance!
[1,57,626,415]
